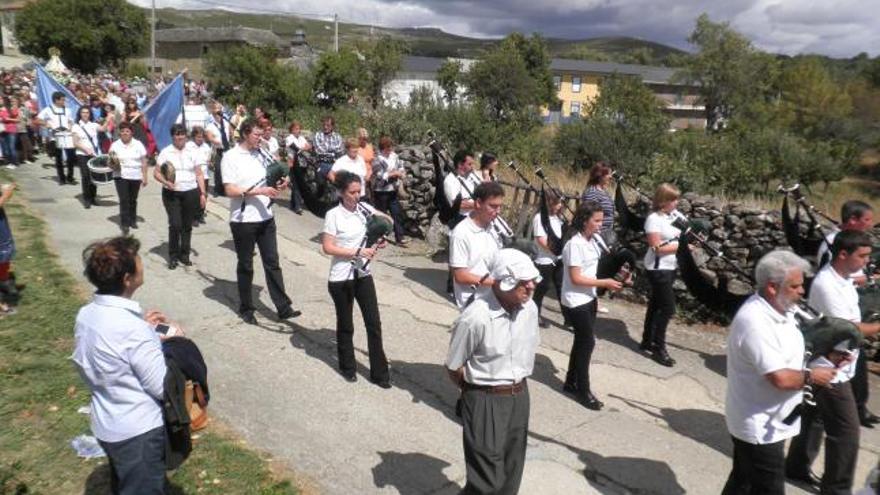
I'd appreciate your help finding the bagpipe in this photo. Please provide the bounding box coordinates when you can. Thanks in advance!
[351,201,393,276]
[506,161,568,257]
[611,170,647,232]
[778,183,837,260]
[238,139,289,215]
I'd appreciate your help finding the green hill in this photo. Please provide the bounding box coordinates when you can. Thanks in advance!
[150,7,686,65]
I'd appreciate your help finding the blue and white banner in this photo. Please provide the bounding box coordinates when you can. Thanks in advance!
[144,74,185,151]
[34,64,80,119]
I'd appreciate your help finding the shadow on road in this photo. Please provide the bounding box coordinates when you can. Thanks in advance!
[610,394,732,457]
[196,270,276,321]
[668,342,727,377]
[387,359,461,423]
[595,317,639,352]
[147,241,200,262]
[400,266,449,300]
[288,326,376,381]
[529,430,686,494]
[371,451,459,495]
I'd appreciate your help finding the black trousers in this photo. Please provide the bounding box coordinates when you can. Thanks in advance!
[533,261,562,317]
[54,147,76,183]
[373,190,405,243]
[852,349,870,416]
[161,188,200,261]
[114,178,142,228]
[723,436,786,495]
[327,276,389,381]
[785,381,860,494]
[288,166,304,211]
[212,151,225,196]
[76,155,97,205]
[643,269,676,349]
[461,382,529,495]
[198,178,209,220]
[562,299,598,397]
[229,218,292,315]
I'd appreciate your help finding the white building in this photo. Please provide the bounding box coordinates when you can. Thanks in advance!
[383,55,473,107]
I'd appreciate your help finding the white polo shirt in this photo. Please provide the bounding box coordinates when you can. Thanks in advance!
[561,232,602,308]
[37,104,72,132]
[323,202,378,282]
[443,171,482,213]
[532,212,563,266]
[643,211,681,271]
[285,134,309,152]
[725,294,805,445]
[72,294,166,443]
[186,140,213,179]
[222,144,273,223]
[807,264,861,382]
[157,144,199,192]
[449,216,503,308]
[72,121,100,157]
[108,138,147,181]
[331,155,367,196]
[445,291,540,386]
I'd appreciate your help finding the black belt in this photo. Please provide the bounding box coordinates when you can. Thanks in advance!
[463,379,527,395]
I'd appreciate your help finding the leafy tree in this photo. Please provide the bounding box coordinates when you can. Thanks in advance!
[776,58,852,139]
[499,33,558,107]
[312,49,363,108]
[437,60,463,103]
[359,37,407,108]
[14,0,147,72]
[678,14,779,131]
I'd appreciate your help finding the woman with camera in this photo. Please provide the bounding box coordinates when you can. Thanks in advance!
[321,171,392,388]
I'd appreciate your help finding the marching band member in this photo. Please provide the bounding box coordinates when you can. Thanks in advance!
[328,138,368,196]
[560,201,623,410]
[221,120,300,325]
[641,183,681,367]
[205,101,232,196]
[72,106,104,209]
[786,230,880,493]
[443,150,483,296]
[37,91,76,185]
[187,126,212,224]
[153,124,205,270]
[532,190,565,328]
[449,181,505,309]
[479,151,498,182]
[284,121,309,215]
[724,250,836,495]
[109,122,148,235]
[321,171,391,387]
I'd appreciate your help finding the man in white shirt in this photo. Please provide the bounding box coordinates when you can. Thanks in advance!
[449,182,505,309]
[786,230,880,493]
[446,248,540,495]
[443,150,483,296]
[37,91,76,185]
[724,250,837,495]
[73,236,171,492]
[222,120,300,325]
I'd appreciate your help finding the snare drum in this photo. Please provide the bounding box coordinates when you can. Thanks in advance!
[87,155,115,185]
[54,130,75,149]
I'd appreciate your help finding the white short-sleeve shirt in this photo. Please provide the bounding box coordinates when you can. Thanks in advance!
[323,202,378,282]
[285,134,309,151]
[72,121,101,157]
[37,104,73,133]
[449,216,503,308]
[443,171,482,212]
[186,141,213,179]
[532,212,563,266]
[156,144,199,192]
[221,144,273,223]
[331,155,367,196]
[643,211,681,271]
[807,264,861,382]
[725,294,805,445]
[561,232,602,308]
[108,139,147,181]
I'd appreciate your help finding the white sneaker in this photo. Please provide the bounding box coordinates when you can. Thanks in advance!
[598,304,609,314]
[4,164,16,170]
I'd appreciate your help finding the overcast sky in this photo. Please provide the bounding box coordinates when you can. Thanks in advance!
[132,0,879,58]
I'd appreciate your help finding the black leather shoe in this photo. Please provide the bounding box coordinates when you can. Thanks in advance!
[240,312,257,325]
[639,341,655,352]
[371,378,391,389]
[167,259,178,270]
[652,349,676,367]
[786,470,821,490]
[860,410,880,425]
[539,318,550,329]
[342,372,357,383]
[179,258,193,267]
[294,208,303,215]
[562,382,577,394]
[84,203,91,209]
[277,306,302,320]
[860,416,877,429]
[582,392,604,411]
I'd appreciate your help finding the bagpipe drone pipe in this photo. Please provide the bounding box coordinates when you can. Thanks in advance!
[778,183,838,259]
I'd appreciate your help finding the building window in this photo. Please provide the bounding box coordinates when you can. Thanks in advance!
[553,75,561,90]
[570,101,581,116]
[202,45,209,56]
[571,76,581,93]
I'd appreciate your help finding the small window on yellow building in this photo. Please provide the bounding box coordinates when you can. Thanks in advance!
[553,75,561,90]
[570,101,581,116]
[572,76,581,93]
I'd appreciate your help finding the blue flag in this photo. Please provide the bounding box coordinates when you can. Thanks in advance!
[34,64,81,119]
[144,74,184,151]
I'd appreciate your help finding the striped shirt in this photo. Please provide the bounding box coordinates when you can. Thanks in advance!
[581,186,614,230]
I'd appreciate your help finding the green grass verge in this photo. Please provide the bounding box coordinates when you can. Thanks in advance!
[0,172,298,494]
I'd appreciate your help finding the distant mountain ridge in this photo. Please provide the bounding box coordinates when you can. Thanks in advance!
[150,7,687,66]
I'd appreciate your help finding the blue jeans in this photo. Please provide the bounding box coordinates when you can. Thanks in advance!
[98,425,167,495]
[1,132,16,165]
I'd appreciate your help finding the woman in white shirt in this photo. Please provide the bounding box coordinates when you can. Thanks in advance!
[371,136,407,246]
[641,183,682,367]
[73,236,170,492]
[560,201,623,411]
[284,121,310,215]
[532,191,565,328]
[187,126,213,224]
[328,138,368,196]
[72,106,105,209]
[321,171,392,388]
[109,122,148,235]
[153,124,206,269]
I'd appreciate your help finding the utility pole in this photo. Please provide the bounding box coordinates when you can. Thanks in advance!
[150,0,156,75]
[334,14,338,53]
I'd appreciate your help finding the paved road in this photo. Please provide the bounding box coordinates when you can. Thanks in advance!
[10,158,880,494]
